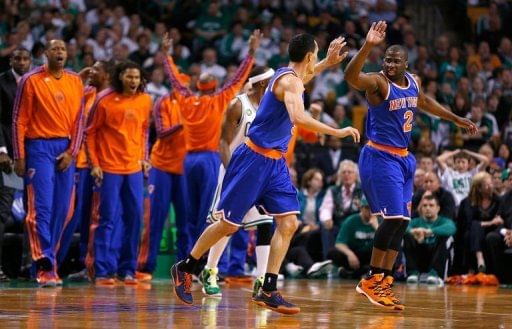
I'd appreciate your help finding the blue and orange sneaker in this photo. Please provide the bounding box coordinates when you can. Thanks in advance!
[253,290,300,315]
[171,262,193,305]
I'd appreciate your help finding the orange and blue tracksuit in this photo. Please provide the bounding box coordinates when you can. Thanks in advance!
[164,54,254,243]
[12,65,84,272]
[56,85,100,266]
[137,93,189,272]
[85,89,152,278]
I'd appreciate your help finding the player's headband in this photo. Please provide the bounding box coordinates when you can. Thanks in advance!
[197,78,217,91]
[248,68,275,86]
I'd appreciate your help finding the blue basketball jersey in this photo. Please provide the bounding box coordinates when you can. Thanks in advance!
[247,67,297,152]
[365,71,419,148]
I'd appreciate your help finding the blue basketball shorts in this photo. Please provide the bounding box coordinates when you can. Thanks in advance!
[214,144,299,226]
[358,144,416,219]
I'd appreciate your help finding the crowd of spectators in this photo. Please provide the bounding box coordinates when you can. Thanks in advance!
[0,0,512,284]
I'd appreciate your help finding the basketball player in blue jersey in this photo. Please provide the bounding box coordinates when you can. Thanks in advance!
[171,34,360,314]
[344,21,478,311]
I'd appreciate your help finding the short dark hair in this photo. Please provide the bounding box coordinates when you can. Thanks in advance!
[111,60,146,93]
[288,33,316,63]
[11,47,30,57]
[422,194,439,205]
[453,151,470,161]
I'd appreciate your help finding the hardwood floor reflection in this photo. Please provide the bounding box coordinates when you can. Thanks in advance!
[0,279,511,328]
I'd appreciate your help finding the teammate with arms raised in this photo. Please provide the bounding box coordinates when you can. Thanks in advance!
[344,21,478,310]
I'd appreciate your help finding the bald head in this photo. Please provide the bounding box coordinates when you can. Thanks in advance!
[386,45,408,61]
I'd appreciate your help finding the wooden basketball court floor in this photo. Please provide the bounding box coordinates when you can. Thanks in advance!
[0,279,511,328]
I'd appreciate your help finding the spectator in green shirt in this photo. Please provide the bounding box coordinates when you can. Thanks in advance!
[327,196,378,279]
[404,194,456,285]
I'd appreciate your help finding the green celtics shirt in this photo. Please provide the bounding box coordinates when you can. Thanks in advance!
[335,213,376,253]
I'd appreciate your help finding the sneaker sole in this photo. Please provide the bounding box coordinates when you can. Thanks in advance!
[170,267,193,306]
[355,285,399,310]
[253,299,301,315]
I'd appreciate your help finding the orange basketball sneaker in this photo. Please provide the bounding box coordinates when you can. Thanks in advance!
[356,273,395,309]
[381,275,405,311]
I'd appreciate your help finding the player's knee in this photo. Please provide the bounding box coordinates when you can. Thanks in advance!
[256,223,273,246]
[373,218,404,251]
[276,215,299,237]
[219,220,239,235]
[389,220,409,251]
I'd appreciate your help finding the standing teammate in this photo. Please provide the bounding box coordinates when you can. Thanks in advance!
[199,66,275,298]
[13,39,84,287]
[344,21,477,310]
[135,81,190,282]
[163,31,259,247]
[0,47,32,282]
[58,60,113,280]
[86,61,152,285]
[171,33,360,314]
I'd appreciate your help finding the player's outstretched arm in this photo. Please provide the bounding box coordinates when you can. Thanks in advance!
[282,75,360,142]
[344,21,387,92]
[414,75,478,135]
[303,36,348,84]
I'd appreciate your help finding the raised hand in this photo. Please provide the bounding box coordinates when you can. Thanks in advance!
[335,127,361,143]
[161,32,173,54]
[248,29,262,55]
[455,117,478,135]
[366,21,387,46]
[324,36,348,66]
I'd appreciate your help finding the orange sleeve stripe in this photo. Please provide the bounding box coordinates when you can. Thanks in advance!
[164,56,193,97]
[153,94,183,138]
[12,66,45,159]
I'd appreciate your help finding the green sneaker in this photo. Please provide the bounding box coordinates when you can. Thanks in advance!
[199,268,222,297]
[252,276,264,299]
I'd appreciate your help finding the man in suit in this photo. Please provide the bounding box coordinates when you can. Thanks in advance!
[0,47,32,281]
[315,135,344,185]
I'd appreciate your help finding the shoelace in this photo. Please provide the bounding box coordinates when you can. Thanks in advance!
[381,281,400,302]
[272,292,294,307]
[184,273,192,293]
[370,283,389,298]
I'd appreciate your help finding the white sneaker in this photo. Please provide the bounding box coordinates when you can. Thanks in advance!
[406,274,419,284]
[285,262,304,277]
[307,260,333,278]
[426,275,444,287]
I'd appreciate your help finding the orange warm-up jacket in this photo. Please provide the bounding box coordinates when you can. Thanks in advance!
[12,65,84,159]
[285,126,319,167]
[164,55,254,152]
[76,85,98,169]
[150,93,187,175]
[86,89,152,174]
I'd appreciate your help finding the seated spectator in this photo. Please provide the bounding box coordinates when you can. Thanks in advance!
[319,160,363,258]
[314,135,344,185]
[327,196,377,279]
[404,194,456,285]
[456,172,502,274]
[462,103,495,151]
[486,188,512,283]
[298,168,326,230]
[414,168,425,192]
[437,149,488,206]
[412,171,456,220]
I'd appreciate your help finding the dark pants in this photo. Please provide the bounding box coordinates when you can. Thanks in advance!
[485,231,512,282]
[321,224,340,260]
[404,234,449,277]
[326,247,371,278]
[0,185,14,268]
